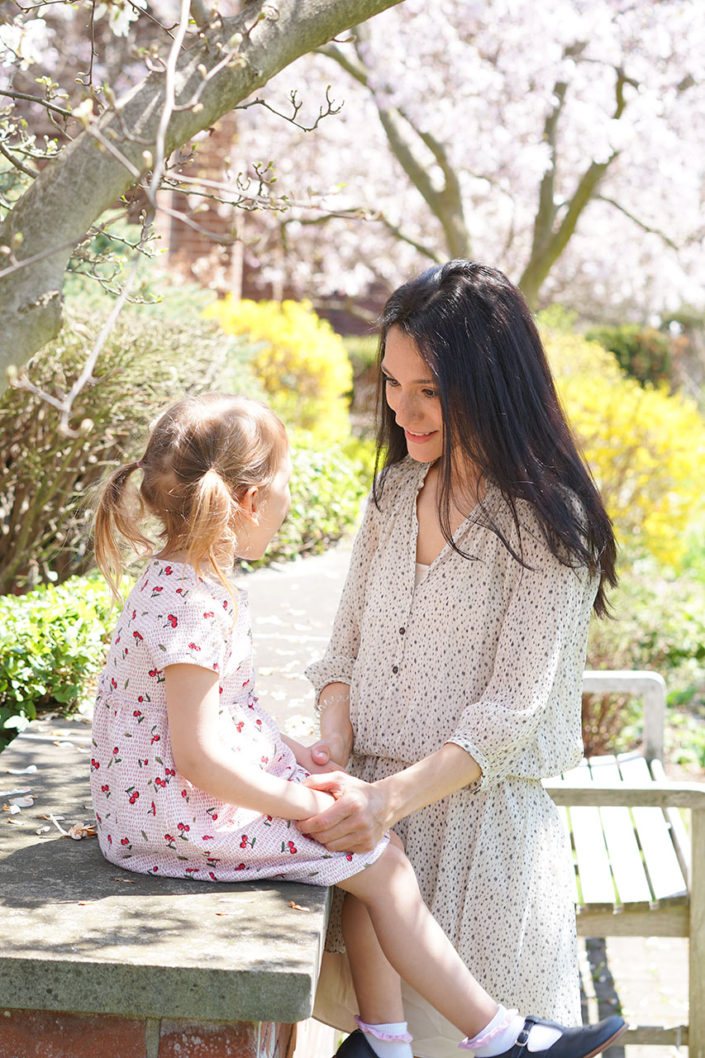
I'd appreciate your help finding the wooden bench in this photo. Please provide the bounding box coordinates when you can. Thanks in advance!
[546,670,705,1058]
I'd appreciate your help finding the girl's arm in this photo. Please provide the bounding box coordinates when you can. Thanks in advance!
[164,664,335,820]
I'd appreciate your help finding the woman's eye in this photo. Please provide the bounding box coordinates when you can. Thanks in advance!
[384,376,399,387]
[423,388,439,398]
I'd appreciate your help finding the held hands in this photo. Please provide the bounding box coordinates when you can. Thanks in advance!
[298,771,391,853]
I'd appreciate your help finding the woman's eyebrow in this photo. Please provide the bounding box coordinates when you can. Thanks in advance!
[380,361,435,384]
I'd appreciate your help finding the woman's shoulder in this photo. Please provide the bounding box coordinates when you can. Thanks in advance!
[373,456,426,510]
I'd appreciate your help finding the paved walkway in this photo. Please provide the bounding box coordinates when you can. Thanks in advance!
[241,545,689,1058]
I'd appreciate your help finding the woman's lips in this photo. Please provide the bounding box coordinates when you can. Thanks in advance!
[404,429,437,444]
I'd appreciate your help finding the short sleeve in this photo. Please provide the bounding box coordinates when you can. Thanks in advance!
[133,565,234,677]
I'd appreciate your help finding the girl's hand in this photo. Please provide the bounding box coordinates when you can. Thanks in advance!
[298,772,391,853]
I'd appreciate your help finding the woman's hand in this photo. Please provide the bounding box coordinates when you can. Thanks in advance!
[298,772,392,853]
[312,681,354,769]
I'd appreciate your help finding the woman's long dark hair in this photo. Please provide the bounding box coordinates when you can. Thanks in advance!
[373,260,617,616]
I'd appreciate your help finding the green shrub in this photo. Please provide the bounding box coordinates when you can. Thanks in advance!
[204,298,353,441]
[0,305,262,594]
[543,325,705,568]
[0,575,115,750]
[585,323,673,387]
[240,431,370,569]
[586,560,705,763]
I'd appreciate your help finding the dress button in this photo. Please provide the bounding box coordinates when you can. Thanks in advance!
[392,665,399,674]
[399,627,406,635]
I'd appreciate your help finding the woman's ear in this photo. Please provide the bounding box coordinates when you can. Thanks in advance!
[238,485,260,525]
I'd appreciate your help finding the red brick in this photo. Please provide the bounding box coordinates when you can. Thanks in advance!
[158,1020,294,1058]
[0,1009,146,1058]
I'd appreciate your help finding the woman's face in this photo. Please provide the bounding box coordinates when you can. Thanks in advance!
[381,326,444,464]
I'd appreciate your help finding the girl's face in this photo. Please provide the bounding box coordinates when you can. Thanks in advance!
[382,326,444,464]
[234,450,292,561]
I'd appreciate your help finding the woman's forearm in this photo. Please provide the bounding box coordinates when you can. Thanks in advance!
[317,681,354,762]
[301,741,482,853]
[378,742,482,828]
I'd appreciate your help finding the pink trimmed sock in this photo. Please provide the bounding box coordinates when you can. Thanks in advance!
[355,1018,414,1058]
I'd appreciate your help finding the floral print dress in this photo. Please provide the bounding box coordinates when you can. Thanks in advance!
[91,559,385,884]
[307,458,599,1054]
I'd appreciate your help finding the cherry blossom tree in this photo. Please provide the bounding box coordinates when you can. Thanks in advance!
[0,0,401,398]
[232,0,705,321]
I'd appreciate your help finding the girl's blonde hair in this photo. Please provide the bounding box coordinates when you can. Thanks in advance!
[93,393,288,599]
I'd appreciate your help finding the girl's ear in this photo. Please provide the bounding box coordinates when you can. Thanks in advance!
[238,485,260,525]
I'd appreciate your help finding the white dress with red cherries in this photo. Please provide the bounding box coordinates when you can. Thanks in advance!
[90,558,386,884]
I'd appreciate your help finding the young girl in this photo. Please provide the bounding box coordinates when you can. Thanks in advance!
[90,393,625,1058]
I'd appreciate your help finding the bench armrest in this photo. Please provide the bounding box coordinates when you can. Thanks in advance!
[545,778,705,809]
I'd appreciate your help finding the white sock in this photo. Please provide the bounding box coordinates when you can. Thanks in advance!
[357,1020,414,1058]
[463,1007,563,1056]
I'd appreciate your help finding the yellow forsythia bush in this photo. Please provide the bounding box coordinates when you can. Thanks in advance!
[204,297,352,440]
[543,327,705,567]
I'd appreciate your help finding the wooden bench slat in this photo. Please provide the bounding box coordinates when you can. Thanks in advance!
[586,755,652,907]
[618,755,688,901]
[650,757,691,880]
[563,763,615,907]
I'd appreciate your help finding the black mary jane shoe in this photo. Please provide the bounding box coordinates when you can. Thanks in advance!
[492,1015,627,1058]
[333,1029,379,1057]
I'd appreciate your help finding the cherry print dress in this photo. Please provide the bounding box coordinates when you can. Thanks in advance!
[91,559,386,884]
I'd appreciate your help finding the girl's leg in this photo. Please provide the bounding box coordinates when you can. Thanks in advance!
[342,892,404,1025]
[342,892,413,1058]
[337,841,497,1039]
[337,844,625,1058]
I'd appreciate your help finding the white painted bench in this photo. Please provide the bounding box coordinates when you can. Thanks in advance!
[546,670,705,1058]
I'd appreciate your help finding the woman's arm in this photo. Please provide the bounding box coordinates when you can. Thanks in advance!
[302,742,481,852]
[164,664,335,820]
[308,681,354,768]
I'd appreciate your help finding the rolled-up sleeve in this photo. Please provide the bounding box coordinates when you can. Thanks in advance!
[447,523,593,789]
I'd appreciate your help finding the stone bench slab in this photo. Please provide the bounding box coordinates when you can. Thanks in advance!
[0,716,330,1024]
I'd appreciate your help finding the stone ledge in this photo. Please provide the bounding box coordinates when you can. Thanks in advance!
[0,716,330,1024]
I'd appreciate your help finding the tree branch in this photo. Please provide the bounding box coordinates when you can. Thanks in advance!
[320,36,471,258]
[595,194,680,251]
[0,0,403,393]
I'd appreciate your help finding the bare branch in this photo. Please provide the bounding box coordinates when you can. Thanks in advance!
[596,195,680,251]
[0,88,72,118]
[0,139,37,178]
[236,84,343,131]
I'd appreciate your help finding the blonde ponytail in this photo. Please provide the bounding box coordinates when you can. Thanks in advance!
[93,461,152,601]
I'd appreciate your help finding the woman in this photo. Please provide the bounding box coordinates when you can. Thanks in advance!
[302,261,617,1058]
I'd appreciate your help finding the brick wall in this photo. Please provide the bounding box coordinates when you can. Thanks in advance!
[0,1009,295,1058]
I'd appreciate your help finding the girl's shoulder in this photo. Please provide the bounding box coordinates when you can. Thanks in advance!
[129,559,241,617]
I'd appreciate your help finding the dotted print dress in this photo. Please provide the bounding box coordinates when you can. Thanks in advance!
[91,559,386,885]
[307,458,599,1056]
